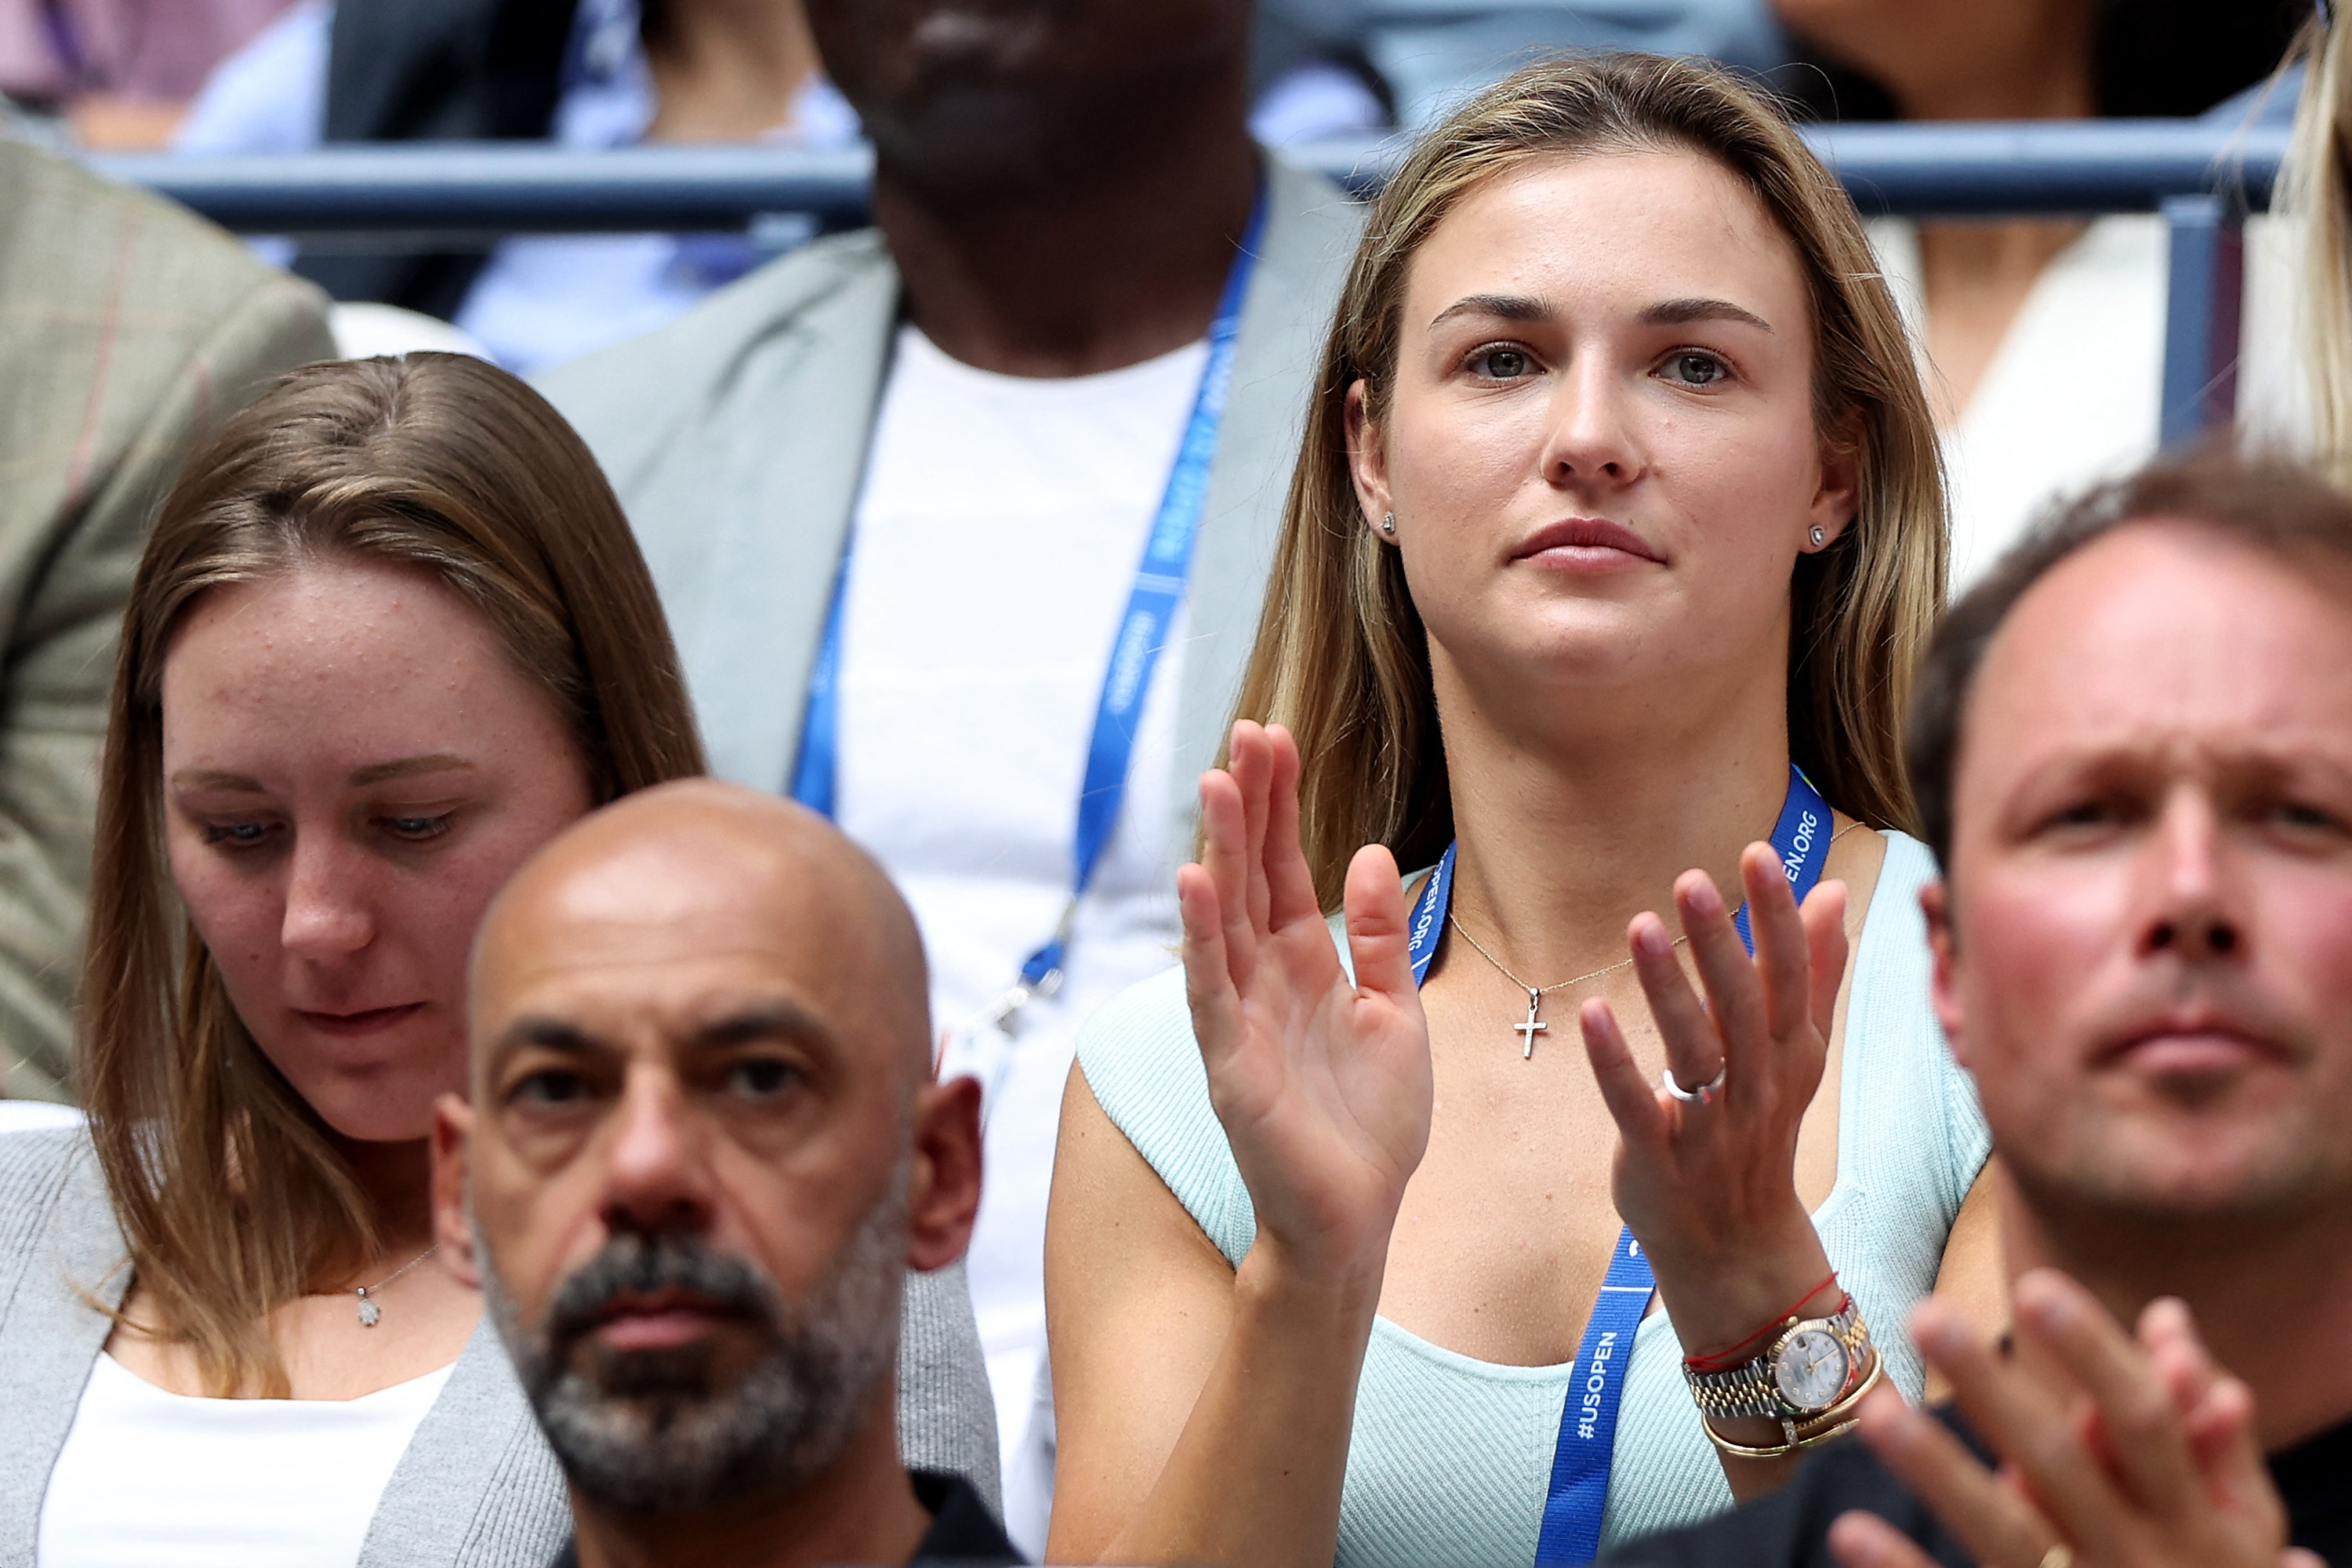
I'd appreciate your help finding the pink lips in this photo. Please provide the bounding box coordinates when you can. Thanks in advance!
[1514,517,1665,571]
[292,1003,425,1038]
[2096,1010,2289,1078]
[2116,1033,2272,1077]
[590,1290,736,1352]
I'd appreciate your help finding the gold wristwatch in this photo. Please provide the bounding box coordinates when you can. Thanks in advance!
[1683,1300,1878,1455]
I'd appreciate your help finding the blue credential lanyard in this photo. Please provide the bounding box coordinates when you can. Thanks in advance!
[1400,763,1834,1566]
[791,192,1269,1011]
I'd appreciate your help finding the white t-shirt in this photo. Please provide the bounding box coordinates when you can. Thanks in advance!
[1871,215,2166,591]
[835,324,1207,1547]
[38,1353,454,1568]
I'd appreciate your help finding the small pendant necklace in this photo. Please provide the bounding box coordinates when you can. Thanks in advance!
[351,1246,437,1328]
[1446,822,1864,1058]
[1446,915,1688,1058]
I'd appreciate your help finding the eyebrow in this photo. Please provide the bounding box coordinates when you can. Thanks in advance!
[1428,294,1775,336]
[1640,297,1773,333]
[166,753,476,793]
[693,1003,826,1050]
[489,1001,828,1066]
[1430,293,1552,328]
[169,768,266,793]
[348,754,475,786]
[498,1016,601,1058]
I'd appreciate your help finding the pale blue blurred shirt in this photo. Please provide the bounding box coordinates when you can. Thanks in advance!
[175,0,861,372]
[1265,0,1789,127]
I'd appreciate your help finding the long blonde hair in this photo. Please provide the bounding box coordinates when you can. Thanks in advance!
[80,354,706,1396]
[1231,54,1946,909]
[2278,12,2352,492]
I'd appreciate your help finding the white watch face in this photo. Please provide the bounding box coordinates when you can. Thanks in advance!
[1772,1327,1850,1412]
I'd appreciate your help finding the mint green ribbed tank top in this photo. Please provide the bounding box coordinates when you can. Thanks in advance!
[1075,831,1990,1566]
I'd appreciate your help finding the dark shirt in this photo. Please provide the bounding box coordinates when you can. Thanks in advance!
[302,0,579,316]
[545,1470,1022,1568]
[1602,1410,2352,1568]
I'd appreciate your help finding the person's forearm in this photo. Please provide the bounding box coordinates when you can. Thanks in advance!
[1096,1238,1381,1568]
[1646,1207,1835,1358]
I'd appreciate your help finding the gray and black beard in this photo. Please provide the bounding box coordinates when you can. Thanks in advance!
[480,1181,905,1515]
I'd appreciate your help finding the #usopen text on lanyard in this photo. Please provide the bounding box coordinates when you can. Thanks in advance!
[789,192,1269,1109]
[1404,764,1834,1566]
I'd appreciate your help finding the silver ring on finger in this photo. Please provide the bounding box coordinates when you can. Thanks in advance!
[1662,1063,1727,1105]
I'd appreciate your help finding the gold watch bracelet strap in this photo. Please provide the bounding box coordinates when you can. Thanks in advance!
[1700,1349,1886,1461]
[1685,1301,1867,1419]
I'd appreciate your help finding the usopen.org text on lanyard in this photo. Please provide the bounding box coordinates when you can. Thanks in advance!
[789,192,1270,1106]
[1403,764,1834,1566]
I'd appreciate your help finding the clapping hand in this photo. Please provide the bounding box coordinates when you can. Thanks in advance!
[1178,722,1433,1287]
[1577,842,1850,1356]
[1828,1271,2322,1568]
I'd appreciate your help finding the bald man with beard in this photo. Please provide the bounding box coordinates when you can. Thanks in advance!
[430,780,1017,1568]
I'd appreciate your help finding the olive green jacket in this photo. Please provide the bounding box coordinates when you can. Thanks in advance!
[0,138,335,1101]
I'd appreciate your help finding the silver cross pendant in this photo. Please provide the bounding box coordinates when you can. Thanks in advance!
[1513,989,1548,1059]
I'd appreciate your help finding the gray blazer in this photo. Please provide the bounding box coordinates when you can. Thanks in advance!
[0,1130,1000,1567]
[535,154,1367,862]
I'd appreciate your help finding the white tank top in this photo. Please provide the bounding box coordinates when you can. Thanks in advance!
[38,1352,453,1568]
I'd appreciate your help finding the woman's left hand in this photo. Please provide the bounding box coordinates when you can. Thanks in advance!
[1578,840,1849,1359]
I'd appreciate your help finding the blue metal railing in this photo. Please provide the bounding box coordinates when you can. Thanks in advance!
[91,117,2289,439]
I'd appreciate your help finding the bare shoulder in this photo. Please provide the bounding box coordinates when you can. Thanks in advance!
[1046,1065,1237,1563]
[1047,1064,1234,1338]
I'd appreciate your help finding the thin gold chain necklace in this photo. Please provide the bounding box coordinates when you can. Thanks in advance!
[1446,914,1688,1058]
[1446,822,1866,1059]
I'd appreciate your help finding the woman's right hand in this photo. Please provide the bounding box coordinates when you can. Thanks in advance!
[1178,721,1432,1290]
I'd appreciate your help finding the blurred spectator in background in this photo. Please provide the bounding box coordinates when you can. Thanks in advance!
[0,136,329,1108]
[1774,0,2302,589]
[0,0,290,147]
[177,0,860,371]
[1250,0,1392,144]
[176,0,1393,374]
[1347,0,1789,128]
[534,0,1365,1551]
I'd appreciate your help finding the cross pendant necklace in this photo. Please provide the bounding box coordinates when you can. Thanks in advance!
[1441,823,1853,1058]
[1448,913,1687,1059]
[1513,989,1548,1059]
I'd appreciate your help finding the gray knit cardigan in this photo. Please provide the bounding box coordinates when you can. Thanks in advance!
[0,1129,1000,1567]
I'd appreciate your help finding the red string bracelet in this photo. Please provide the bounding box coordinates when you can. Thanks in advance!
[1682,1271,1843,1372]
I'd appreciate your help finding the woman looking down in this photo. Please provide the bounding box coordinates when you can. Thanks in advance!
[2,354,702,1568]
[0,354,993,1568]
[1047,55,1999,1568]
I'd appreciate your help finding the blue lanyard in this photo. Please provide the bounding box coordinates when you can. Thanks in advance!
[792,193,1269,1004]
[1401,763,1835,1566]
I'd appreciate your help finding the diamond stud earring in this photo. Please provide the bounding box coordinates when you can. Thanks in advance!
[1809,525,1827,547]
[1380,512,1398,536]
